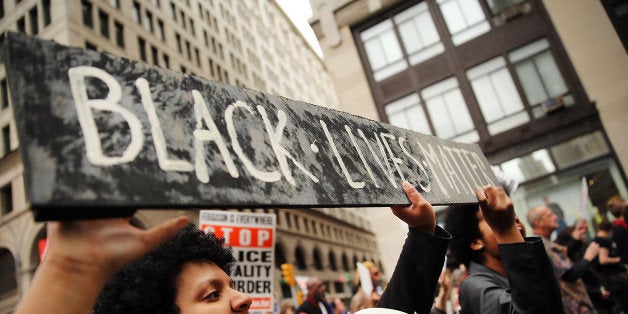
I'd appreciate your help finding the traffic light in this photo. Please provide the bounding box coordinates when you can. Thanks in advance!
[296,290,304,305]
[281,263,296,287]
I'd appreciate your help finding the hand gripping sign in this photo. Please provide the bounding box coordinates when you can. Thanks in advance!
[3,32,497,220]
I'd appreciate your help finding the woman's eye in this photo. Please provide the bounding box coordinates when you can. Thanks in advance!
[203,291,220,301]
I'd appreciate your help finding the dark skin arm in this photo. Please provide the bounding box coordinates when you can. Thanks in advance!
[476,185,524,244]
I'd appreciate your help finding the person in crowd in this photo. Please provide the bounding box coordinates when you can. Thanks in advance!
[527,205,600,313]
[608,196,628,263]
[280,300,296,314]
[330,297,348,314]
[445,186,564,314]
[296,277,332,314]
[13,182,564,314]
[350,261,384,313]
[592,221,628,312]
[544,196,567,232]
[555,221,611,312]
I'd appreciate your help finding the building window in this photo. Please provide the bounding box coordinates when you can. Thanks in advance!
[114,21,124,47]
[145,10,153,33]
[508,38,572,118]
[133,1,141,24]
[500,148,555,182]
[151,45,158,65]
[175,33,182,53]
[421,77,478,142]
[85,41,97,51]
[43,0,52,26]
[99,10,109,38]
[29,7,38,35]
[162,53,169,68]
[157,19,165,41]
[0,0,4,19]
[1,79,8,109]
[2,125,10,155]
[467,56,528,135]
[360,2,443,82]
[17,17,26,33]
[0,183,12,215]
[138,37,146,61]
[170,1,177,21]
[437,0,490,45]
[384,94,431,135]
[110,0,120,8]
[82,0,92,28]
[549,131,610,169]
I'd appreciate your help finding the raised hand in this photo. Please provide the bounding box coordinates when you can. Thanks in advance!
[391,181,436,235]
[476,185,524,243]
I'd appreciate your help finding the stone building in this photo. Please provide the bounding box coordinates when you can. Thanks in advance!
[0,0,383,312]
[310,0,628,272]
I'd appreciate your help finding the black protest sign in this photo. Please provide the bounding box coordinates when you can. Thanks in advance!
[3,33,496,221]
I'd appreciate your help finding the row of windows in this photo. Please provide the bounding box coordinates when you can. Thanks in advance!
[360,0,571,143]
[82,0,125,49]
[362,0,531,82]
[383,37,570,143]
[275,242,380,274]
[281,211,376,249]
[10,0,52,37]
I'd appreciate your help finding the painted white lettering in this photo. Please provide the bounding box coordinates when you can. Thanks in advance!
[320,121,365,189]
[417,142,450,197]
[192,90,239,183]
[68,66,143,166]
[225,101,281,182]
[443,146,472,194]
[257,106,319,185]
[380,133,405,182]
[471,151,495,186]
[399,137,431,192]
[222,227,234,243]
[439,146,462,194]
[135,78,194,172]
[357,129,396,187]
[346,126,379,188]
[452,148,480,189]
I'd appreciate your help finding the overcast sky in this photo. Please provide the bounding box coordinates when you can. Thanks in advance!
[276,0,324,57]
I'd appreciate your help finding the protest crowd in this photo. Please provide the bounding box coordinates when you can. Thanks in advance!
[13,182,628,314]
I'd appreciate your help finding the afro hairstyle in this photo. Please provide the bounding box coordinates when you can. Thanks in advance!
[444,204,485,268]
[94,223,235,314]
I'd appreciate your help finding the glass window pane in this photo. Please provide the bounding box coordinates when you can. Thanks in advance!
[445,89,474,133]
[535,51,567,98]
[472,76,503,122]
[491,69,524,115]
[440,0,466,34]
[385,94,431,135]
[381,31,403,62]
[425,96,454,138]
[416,13,440,46]
[515,60,547,105]
[398,21,422,53]
[364,39,386,70]
[550,131,610,169]
[461,0,486,25]
[500,149,555,182]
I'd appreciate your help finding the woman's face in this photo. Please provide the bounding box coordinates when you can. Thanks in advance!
[176,261,252,313]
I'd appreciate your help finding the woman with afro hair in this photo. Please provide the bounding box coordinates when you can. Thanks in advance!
[444,186,563,314]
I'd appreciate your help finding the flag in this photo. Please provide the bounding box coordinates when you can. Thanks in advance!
[580,176,588,220]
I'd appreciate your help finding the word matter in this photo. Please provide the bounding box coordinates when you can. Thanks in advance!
[4,32,496,220]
